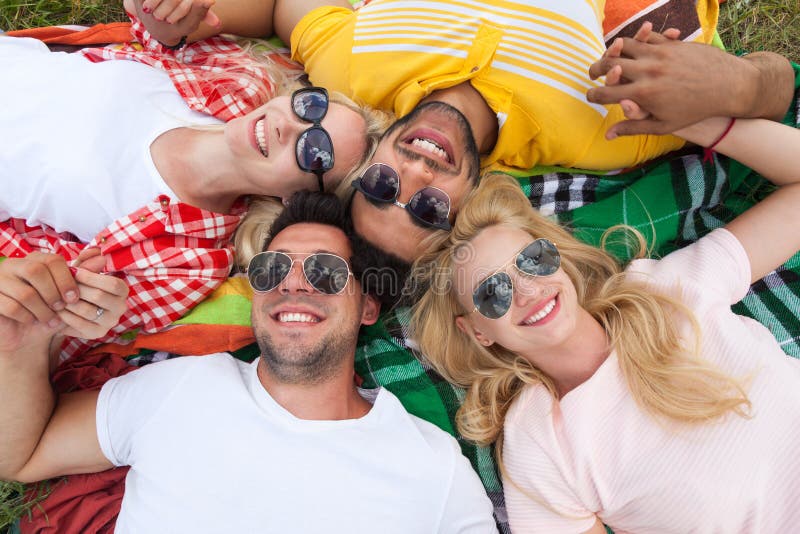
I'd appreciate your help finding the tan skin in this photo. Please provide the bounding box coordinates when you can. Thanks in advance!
[0,223,380,483]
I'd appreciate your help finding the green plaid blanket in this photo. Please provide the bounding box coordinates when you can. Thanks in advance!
[352,64,800,532]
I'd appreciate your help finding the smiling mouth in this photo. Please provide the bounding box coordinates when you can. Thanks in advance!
[273,311,321,324]
[410,137,451,163]
[255,117,268,157]
[521,296,558,326]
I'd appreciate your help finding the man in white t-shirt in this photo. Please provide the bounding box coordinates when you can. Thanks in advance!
[0,192,497,533]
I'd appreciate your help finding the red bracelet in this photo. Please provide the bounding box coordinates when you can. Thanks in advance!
[702,117,736,163]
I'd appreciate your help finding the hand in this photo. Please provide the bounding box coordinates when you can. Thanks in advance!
[130,0,220,46]
[587,25,762,138]
[0,253,128,354]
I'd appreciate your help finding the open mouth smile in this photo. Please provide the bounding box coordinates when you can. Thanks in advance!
[520,295,559,326]
[255,117,268,157]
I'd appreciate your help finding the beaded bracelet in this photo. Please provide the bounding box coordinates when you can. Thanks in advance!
[702,117,736,163]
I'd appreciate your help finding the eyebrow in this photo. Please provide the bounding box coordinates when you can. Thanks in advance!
[273,249,339,255]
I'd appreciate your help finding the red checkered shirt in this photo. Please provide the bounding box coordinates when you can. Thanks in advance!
[0,197,244,361]
[78,14,301,121]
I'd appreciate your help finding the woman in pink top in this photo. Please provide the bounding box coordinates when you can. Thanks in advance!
[409,114,800,532]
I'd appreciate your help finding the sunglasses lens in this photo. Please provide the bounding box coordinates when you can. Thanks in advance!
[358,163,400,202]
[473,271,513,319]
[516,239,560,276]
[297,128,334,172]
[247,252,292,292]
[293,89,328,122]
[303,254,350,294]
[408,187,451,229]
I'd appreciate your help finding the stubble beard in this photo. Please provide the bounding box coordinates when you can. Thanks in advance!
[256,322,359,386]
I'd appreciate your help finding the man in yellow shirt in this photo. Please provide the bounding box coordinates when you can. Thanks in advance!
[135,0,795,294]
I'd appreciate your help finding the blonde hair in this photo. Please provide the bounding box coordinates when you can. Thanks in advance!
[410,174,751,450]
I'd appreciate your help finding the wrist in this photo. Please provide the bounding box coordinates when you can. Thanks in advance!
[158,35,187,50]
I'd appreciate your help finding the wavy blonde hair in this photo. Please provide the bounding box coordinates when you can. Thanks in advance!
[409,174,751,449]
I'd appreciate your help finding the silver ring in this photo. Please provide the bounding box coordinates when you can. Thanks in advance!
[95,307,105,320]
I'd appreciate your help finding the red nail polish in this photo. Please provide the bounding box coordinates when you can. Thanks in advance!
[142,5,151,13]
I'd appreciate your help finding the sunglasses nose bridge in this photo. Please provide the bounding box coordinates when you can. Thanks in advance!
[278,259,314,294]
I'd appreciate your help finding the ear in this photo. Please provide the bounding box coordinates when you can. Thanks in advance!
[455,316,494,347]
[359,293,381,326]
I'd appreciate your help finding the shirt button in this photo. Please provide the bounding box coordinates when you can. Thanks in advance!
[100,236,107,243]
[139,215,147,222]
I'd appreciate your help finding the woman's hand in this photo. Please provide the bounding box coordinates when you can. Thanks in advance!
[127,0,220,47]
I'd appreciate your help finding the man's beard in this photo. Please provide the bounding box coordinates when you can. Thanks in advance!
[255,322,359,385]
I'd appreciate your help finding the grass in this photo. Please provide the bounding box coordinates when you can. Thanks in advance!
[0,0,798,532]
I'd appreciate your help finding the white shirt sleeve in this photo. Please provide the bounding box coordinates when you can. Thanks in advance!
[96,357,198,466]
[438,439,499,533]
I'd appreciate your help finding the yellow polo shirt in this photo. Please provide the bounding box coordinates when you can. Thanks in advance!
[292,0,717,172]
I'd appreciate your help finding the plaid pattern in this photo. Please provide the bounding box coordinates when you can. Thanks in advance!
[0,196,243,361]
[78,15,301,121]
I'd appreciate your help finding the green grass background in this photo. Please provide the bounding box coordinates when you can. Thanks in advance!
[0,0,798,532]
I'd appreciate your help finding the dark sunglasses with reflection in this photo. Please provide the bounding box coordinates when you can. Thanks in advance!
[469,239,561,319]
[292,87,335,192]
[351,163,451,230]
[247,251,352,294]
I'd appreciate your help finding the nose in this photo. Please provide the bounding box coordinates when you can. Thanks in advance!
[397,159,434,201]
[512,272,549,309]
[277,111,308,148]
[278,260,312,294]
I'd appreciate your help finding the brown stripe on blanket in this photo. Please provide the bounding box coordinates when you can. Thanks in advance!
[604,0,701,45]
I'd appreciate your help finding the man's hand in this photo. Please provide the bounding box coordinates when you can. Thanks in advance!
[587,26,794,138]
[0,252,129,354]
[125,0,220,46]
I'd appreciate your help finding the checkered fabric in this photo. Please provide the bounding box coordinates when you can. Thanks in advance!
[78,15,301,121]
[0,196,244,362]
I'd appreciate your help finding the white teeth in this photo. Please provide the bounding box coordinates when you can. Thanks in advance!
[255,118,268,157]
[523,298,557,325]
[277,312,319,324]
[411,138,448,160]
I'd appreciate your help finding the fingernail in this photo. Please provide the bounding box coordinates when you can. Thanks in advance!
[52,300,65,311]
[142,5,151,13]
[65,290,78,303]
[608,132,618,140]
[48,318,62,329]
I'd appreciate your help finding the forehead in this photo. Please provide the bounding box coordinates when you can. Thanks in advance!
[268,223,352,259]
[456,225,532,277]
[322,103,367,176]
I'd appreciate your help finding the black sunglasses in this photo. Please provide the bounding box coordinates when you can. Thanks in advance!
[470,239,561,319]
[292,87,335,193]
[351,163,451,230]
[247,251,352,294]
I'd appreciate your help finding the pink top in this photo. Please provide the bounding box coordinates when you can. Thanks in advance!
[503,228,800,533]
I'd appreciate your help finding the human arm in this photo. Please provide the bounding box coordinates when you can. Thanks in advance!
[126,0,351,46]
[0,253,128,483]
[587,29,794,137]
[674,117,800,282]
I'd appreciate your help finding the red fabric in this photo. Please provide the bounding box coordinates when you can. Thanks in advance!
[6,23,133,45]
[19,353,135,534]
[0,197,245,362]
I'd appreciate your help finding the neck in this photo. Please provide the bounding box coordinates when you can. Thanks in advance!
[528,311,611,398]
[423,82,498,155]
[256,358,372,421]
[150,127,243,214]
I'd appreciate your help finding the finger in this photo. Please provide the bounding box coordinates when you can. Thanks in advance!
[604,64,622,86]
[70,282,129,318]
[165,0,196,24]
[632,21,653,42]
[607,118,673,139]
[73,269,129,299]
[0,279,62,327]
[619,99,650,120]
[18,253,79,307]
[203,7,220,28]
[151,0,181,21]
[606,37,623,59]
[141,0,165,15]
[663,28,681,40]
[56,307,109,340]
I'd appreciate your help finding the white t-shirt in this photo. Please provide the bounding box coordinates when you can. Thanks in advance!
[503,228,800,533]
[97,354,497,533]
[0,37,220,242]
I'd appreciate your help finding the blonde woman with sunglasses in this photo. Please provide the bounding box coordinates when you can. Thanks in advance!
[409,115,800,532]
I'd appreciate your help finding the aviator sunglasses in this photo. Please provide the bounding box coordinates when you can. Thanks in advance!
[247,251,352,294]
[351,163,452,230]
[292,87,335,192]
[470,239,561,319]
